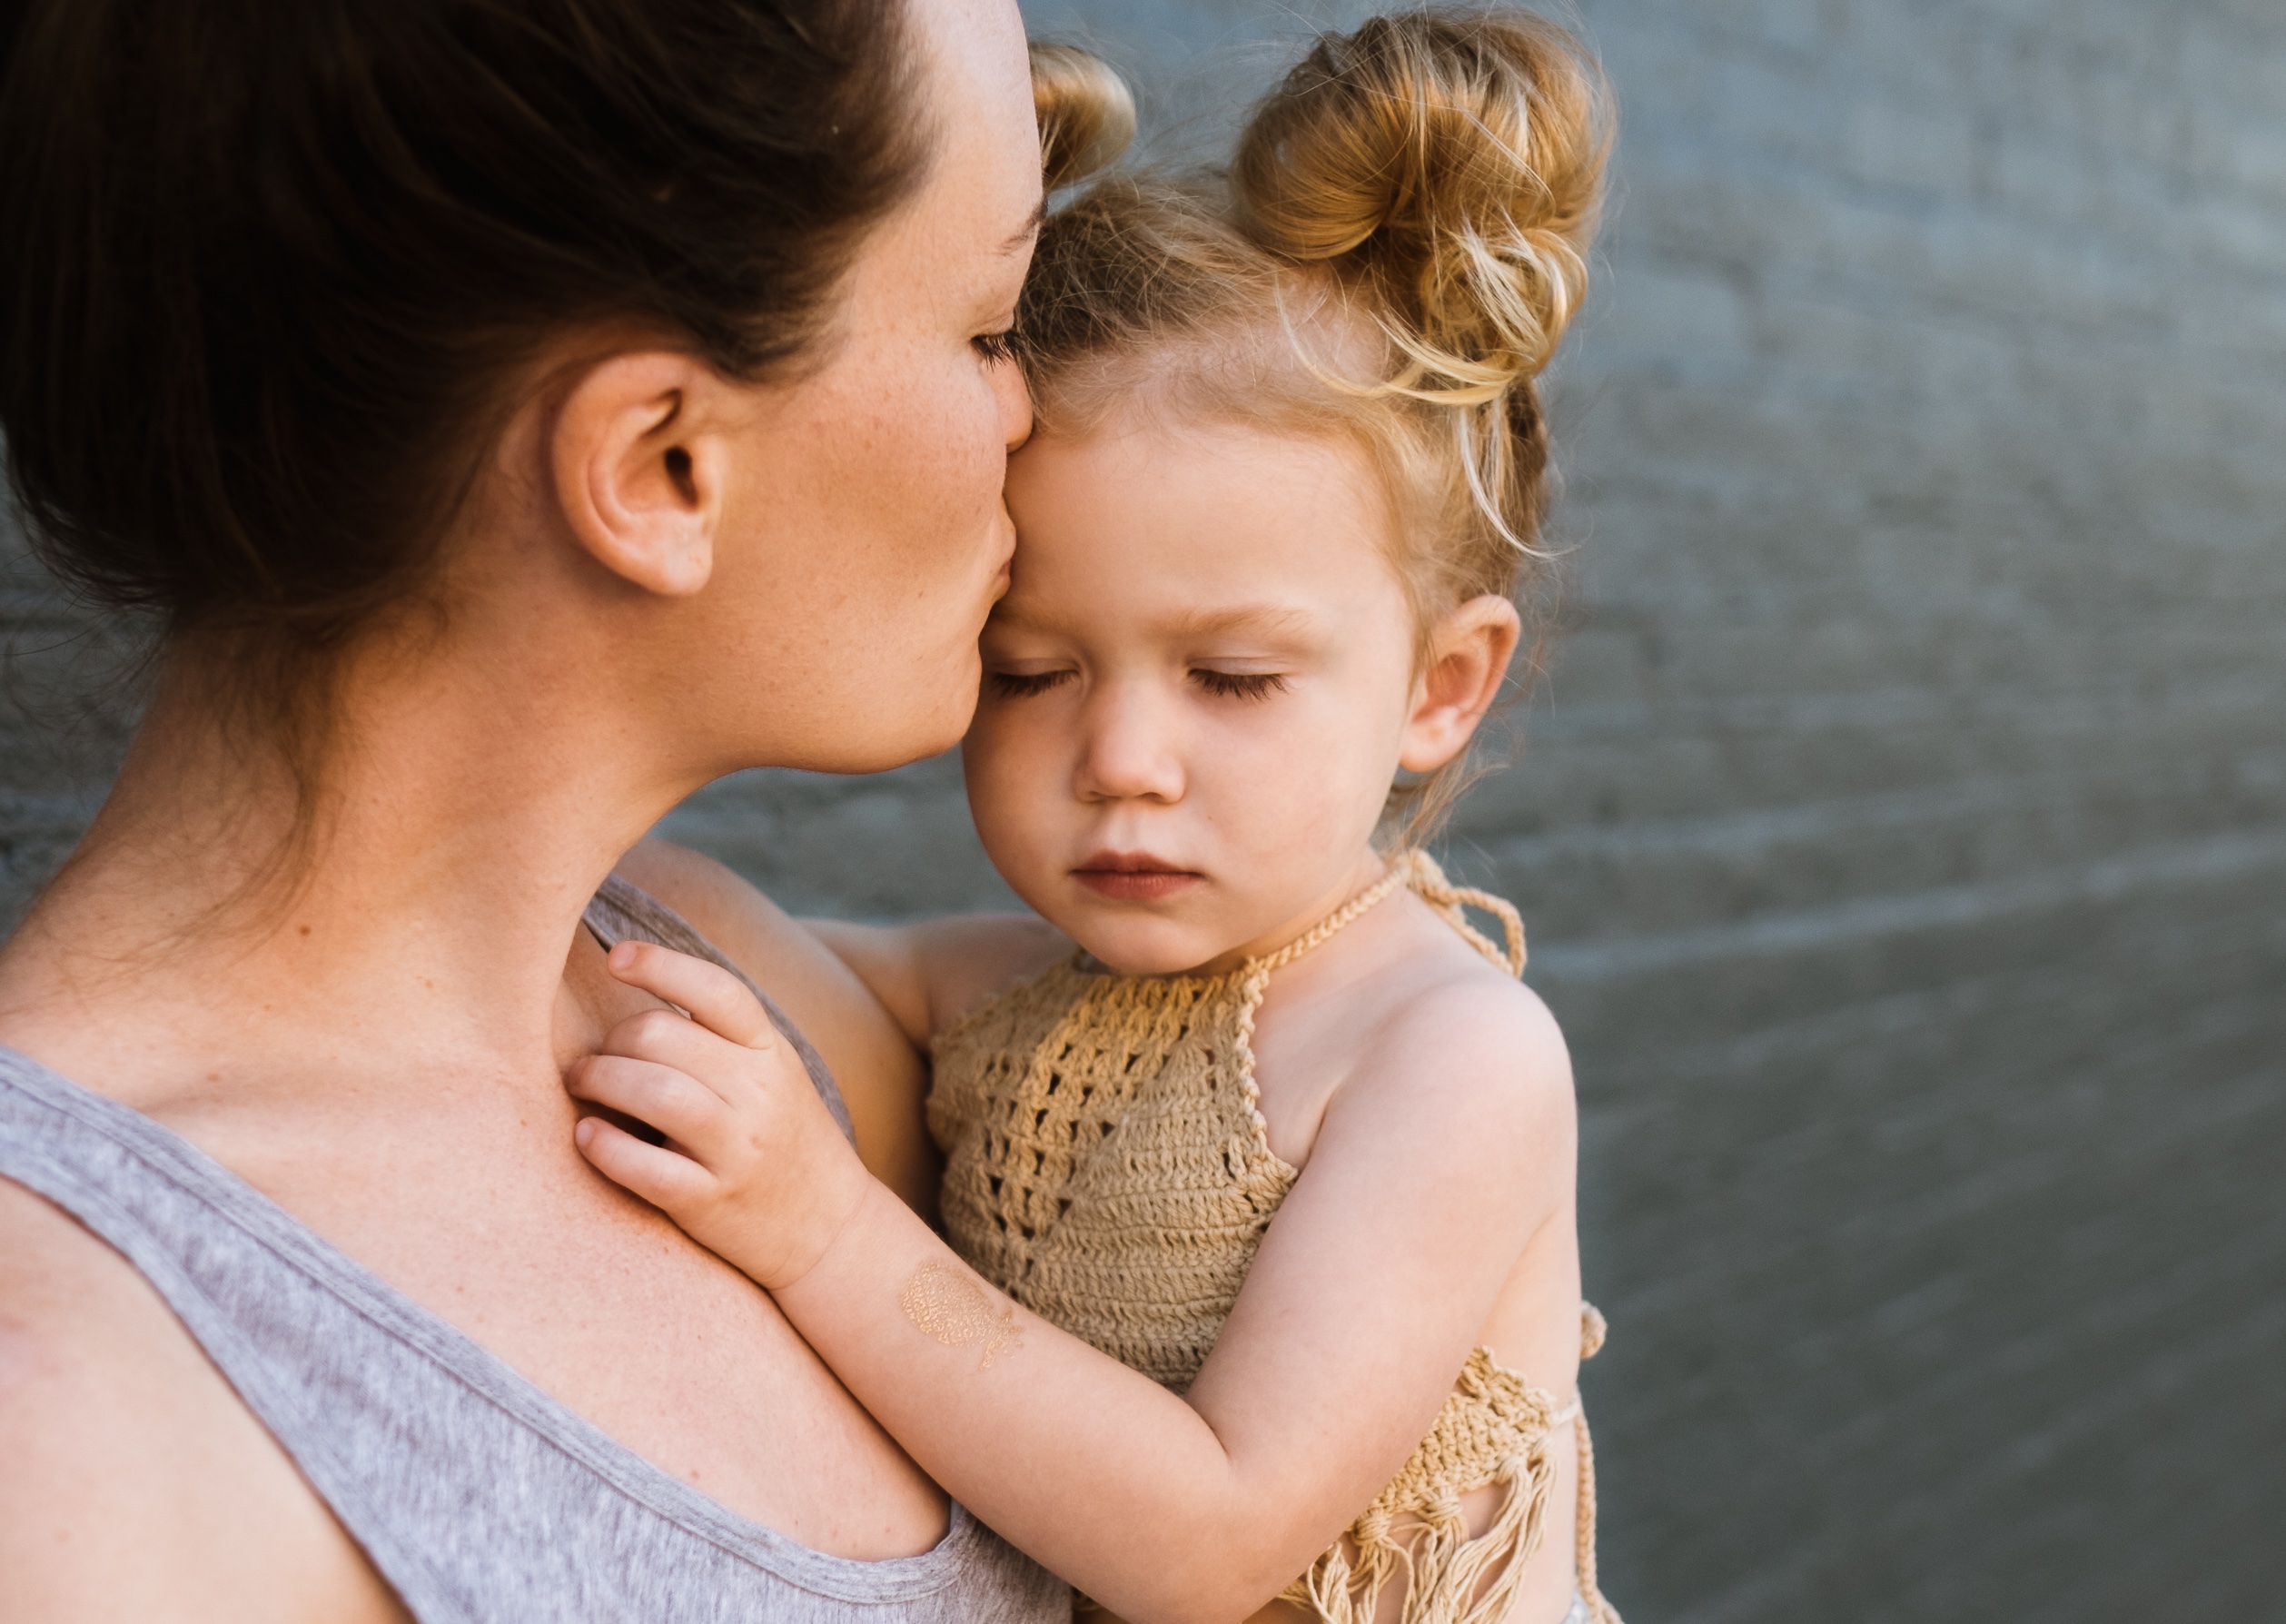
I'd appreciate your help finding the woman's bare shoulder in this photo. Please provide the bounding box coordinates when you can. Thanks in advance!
[0,1178,410,1620]
[611,837,805,960]
[611,837,902,1055]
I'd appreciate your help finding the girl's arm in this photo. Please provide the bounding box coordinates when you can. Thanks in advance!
[803,914,1072,1050]
[568,942,1574,1623]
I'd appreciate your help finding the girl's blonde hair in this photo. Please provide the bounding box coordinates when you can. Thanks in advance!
[1022,10,1610,836]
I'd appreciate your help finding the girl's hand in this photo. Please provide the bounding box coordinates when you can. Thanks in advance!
[566,940,874,1291]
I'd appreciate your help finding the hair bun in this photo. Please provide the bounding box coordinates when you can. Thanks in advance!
[1032,43,1136,194]
[1232,8,1609,394]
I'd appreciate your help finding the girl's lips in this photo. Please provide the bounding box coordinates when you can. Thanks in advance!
[1073,858,1202,902]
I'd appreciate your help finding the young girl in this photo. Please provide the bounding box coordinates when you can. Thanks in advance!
[570,12,1618,1621]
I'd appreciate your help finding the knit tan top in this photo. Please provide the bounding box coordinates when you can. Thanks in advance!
[927,852,1619,1624]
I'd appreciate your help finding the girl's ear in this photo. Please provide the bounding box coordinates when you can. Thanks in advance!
[1399,594,1522,772]
[549,352,729,597]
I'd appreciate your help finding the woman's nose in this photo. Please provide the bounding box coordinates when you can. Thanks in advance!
[1074,687,1184,805]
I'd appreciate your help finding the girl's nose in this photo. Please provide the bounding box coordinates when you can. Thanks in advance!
[1074,685,1184,805]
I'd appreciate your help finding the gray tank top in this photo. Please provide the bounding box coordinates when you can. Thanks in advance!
[0,878,1065,1623]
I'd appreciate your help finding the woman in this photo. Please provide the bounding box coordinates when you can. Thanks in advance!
[0,0,1064,1616]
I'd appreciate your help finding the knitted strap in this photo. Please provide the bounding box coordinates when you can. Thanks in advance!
[1235,866,1415,1147]
[1247,852,1527,981]
[1250,865,1413,975]
[1574,1304,1621,1624]
[1396,850,1528,975]
[1574,1411,1621,1623]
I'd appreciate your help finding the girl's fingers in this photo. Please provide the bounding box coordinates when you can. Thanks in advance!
[566,1055,724,1147]
[575,1114,717,1213]
[604,942,777,1048]
[597,1007,777,1109]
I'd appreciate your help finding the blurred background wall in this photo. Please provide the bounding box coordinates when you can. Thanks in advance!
[5,1,2283,1619]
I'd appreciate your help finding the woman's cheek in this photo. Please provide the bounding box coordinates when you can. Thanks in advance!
[890,356,999,571]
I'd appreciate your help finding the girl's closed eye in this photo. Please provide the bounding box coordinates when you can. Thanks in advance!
[1190,668,1288,701]
[986,667,1074,698]
[972,328,1017,364]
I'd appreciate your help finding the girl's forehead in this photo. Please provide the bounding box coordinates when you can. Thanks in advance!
[996,427,1408,641]
[1014,446,1371,571]
[1010,416,1384,534]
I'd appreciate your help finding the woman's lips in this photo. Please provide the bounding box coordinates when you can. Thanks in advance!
[1073,855,1202,902]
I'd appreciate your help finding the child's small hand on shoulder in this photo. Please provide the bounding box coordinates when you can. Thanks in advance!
[565,940,870,1292]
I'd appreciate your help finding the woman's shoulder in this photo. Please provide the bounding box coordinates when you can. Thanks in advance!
[0,1177,406,1619]
[609,837,800,958]
[610,838,897,1053]
[616,839,1067,1035]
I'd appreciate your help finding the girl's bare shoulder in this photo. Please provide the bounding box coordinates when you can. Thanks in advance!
[1330,903,1575,1165]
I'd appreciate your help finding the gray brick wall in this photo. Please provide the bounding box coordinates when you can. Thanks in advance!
[5,2,2282,1619]
[0,526,141,915]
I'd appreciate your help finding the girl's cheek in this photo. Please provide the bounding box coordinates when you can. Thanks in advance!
[965,711,1057,846]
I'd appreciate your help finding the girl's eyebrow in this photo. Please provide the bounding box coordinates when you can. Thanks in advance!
[1166,604,1320,640]
[985,602,1320,641]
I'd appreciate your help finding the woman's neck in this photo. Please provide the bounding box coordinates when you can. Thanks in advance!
[0,633,689,1114]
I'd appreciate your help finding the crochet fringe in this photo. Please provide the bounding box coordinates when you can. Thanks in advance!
[1280,1440,1557,1624]
[1278,1397,1624,1624]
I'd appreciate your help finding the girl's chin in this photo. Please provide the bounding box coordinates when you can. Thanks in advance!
[1066,922,1243,980]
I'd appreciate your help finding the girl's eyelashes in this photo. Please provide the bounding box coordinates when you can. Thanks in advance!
[972,328,1017,364]
[985,666,1288,700]
[1191,668,1288,701]
[986,668,1073,698]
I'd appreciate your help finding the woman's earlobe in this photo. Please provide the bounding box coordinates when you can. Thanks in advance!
[550,352,722,598]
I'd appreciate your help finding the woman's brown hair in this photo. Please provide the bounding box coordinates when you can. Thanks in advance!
[1018,6,1611,839]
[0,0,924,757]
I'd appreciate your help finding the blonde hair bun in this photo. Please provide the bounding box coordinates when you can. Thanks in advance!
[1233,7,1610,396]
[1031,42,1136,193]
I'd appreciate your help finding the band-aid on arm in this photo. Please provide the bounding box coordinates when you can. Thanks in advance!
[899,1260,1024,1370]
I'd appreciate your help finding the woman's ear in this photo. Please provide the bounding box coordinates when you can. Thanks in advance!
[1399,594,1522,772]
[549,352,727,597]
